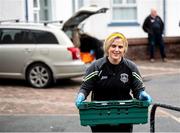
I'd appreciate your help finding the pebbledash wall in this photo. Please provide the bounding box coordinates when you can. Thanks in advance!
[124,37,180,60]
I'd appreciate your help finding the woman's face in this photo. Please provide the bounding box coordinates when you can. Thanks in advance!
[108,38,125,64]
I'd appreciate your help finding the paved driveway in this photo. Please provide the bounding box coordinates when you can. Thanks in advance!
[0,59,180,115]
[0,78,81,114]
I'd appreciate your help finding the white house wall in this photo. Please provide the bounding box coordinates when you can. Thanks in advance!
[0,0,180,39]
[0,0,25,20]
[83,0,180,38]
[83,0,165,39]
[165,0,180,36]
[27,0,34,22]
[52,0,73,22]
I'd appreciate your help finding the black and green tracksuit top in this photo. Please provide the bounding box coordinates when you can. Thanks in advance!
[79,57,145,101]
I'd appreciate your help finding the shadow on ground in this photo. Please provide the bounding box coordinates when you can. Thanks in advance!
[0,77,82,89]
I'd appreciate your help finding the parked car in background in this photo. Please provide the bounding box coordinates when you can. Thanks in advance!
[0,21,86,88]
[62,6,108,63]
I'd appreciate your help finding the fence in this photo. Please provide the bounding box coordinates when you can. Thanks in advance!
[150,103,180,133]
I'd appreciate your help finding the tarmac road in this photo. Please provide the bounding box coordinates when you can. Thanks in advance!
[0,59,180,132]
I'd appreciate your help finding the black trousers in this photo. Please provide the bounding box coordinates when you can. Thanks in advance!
[90,124,133,132]
[148,34,166,59]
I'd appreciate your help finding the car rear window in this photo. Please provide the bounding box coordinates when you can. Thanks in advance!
[32,30,58,44]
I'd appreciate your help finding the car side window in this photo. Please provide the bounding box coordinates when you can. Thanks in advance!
[0,29,35,44]
[32,30,58,44]
[22,31,36,44]
[0,29,14,44]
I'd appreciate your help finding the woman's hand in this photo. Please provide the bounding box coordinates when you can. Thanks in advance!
[75,93,85,108]
[139,91,152,104]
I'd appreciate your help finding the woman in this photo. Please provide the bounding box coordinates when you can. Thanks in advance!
[75,32,152,132]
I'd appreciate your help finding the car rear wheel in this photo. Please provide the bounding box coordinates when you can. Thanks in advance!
[26,63,53,88]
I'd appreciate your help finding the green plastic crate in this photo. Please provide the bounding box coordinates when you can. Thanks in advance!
[78,99,150,126]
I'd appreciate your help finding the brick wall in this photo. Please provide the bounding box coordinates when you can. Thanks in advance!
[125,37,180,60]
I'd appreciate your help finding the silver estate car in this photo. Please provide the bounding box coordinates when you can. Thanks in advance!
[0,22,86,88]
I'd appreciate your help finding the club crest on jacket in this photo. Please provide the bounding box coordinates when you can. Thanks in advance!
[120,73,128,83]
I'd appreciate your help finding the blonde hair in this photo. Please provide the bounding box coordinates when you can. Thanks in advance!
[103,32,128,56]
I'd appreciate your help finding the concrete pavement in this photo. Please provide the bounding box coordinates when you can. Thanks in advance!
[0,59,180,132]
[135,59,180,78]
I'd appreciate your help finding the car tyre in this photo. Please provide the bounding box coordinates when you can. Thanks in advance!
[26,63,53,88]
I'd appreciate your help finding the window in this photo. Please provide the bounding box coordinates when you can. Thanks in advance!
[111,0,137,22]
[44,0,48,6]
[42,0,49,21]
[0,29,35,44]
[33,0,40,22]
[39,0,51,21]
[33,11,39,22]
[22,31,36,44]
[0,29,13,44]
[44,9,48,20]
[32,30,58,44]
[33,0,39,8]
[0,29,58,44]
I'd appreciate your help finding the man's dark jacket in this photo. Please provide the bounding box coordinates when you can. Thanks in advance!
[143,15,164,35]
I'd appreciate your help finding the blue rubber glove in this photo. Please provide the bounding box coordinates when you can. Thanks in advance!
[139,91,152,104]
[75,93,85,108]
[90,49,95,55]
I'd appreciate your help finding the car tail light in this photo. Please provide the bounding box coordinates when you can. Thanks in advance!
[67,47,80,60]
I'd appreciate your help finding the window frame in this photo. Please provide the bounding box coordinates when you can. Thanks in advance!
[110,0,138,24]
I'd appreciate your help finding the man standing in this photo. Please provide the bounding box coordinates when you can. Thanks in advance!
[143,8,167,62]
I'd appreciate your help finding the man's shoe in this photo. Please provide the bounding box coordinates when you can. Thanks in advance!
[150,58,155,62]
[162,58,167,62]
